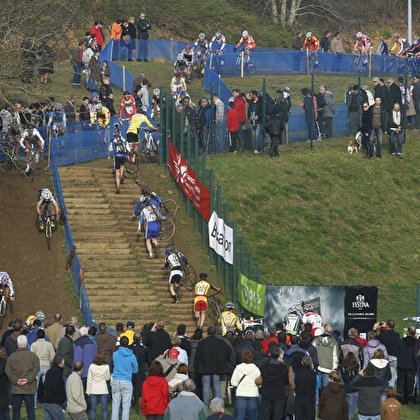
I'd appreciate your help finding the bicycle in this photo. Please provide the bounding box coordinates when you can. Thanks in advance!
[191,50,207,79]
[383,54,406,73]
[0,292,10,330]
[133,179,178,222]
[234,49,257,75]
[41,207,54,250]
[163,242,197,291]
[138,128,159,164]
[306,49,324,73]
[208,290,224,325]
[352,49,378,72]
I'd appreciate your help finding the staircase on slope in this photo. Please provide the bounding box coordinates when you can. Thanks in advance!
[92,167,198,335]
[58,166,168,330]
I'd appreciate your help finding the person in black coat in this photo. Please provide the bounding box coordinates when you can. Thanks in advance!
[0,346,9,420]
[136,12,152,61]
[194,326,232,407]
[42,355,66,419]
[144,320,171,365]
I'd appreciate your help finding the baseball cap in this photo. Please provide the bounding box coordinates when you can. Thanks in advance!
[168,348,179,359]
[372,77,380,82]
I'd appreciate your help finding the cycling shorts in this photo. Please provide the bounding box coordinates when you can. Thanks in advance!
[169,269,183,284]
[194,296,207,311]
[127,132,139,144]
[114,155,126,170]
[145,220,160,239]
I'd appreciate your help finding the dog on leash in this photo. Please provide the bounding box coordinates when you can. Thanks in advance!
[347,140,358,154]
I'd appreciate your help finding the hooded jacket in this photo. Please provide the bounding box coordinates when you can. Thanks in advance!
[112,345,138,381]
[319,381,348,420]
[141,375,170,416]
[312,333,339,372]
[231,362,261,397]
[397,335,417,370]
[363,339,388,368]
[368,358,391,392]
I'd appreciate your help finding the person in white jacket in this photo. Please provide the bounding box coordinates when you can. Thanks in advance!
[230,349,262,420]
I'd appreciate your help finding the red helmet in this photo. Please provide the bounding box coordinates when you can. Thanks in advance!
[175,71,182,78]
[185,44,191,50]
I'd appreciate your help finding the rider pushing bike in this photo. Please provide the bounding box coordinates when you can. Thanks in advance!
[36,188,59,230]
[164,245,187,304]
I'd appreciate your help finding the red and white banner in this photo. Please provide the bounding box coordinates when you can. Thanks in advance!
[168,140,211,221]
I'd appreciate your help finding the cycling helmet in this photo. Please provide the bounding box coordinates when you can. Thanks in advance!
[393,32,400,38]
[153,88,160,96]
[164,247,171,256]
[288,307,297,314]
[41,188,53,201]
[35,310,45,321]
[306,32,312,38]
[54,102,62,110]
[356,31,362,39]
[123,90,130,95]
[25,315,36,327]
[225,302,235,310]
[185,44,191,50]
[199,33,205,40]
[95,102,102,110]
[0,273,8,283]
[242,30,249,37]
[303,304,314,313]
[177,53,183,61]
[215,31,222,38]
[27,123,35,130]
[175,71,182,78]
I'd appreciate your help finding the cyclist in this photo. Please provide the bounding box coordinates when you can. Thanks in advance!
[47,102,67,136]
[219,302,242,336]
[164,246,186,304]
[109,123,131,194]
[138,201,162,259]
[132,187,162,219]
[19,123,45,174]
[119,90,137,122]
[390,33,410,56]
[234,30,256,61]
[126,106,156,155]
[209,31,226,54]
[301,304,324,337]
[193,33,209,77]
[0,272,15,302]
[354,31,372,64]
[173,54,190,79]
[406,38,420,57]
[36,188,60,230]
[151,88,161,121]
[193,273,221,330]
[90,101,110,128]
[170,71,187,97]
[284,307,303,335]
[302,31,320,64]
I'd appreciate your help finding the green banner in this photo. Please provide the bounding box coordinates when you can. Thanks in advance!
[238,274,266,317]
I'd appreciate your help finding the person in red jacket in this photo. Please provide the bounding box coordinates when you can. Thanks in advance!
[227,101,239,153]
[232,88,249,150]
[141,360,170,419]
[90,20,104,48]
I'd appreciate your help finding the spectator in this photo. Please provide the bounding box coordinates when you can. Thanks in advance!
[154,348,181,383]
[378,319,400,388]
[265,110,284,157]
[300,87,317,142]
[248,90,264,153]
[368,97,387,159]
[381,386,402,420]
[291,30,303,50]
[5,335,40,420]
[120,321,135,346]
[188,329,203,398]
[42,355,66,420]
[232,89,248,150]
[126,17,137,61]
[388,78,402,106]
[273,88,291,145]
[95,322,116,364]
[212,93,225,154]
[141,360,170,419]
[396,326,417,404]
[368,349,391,403]
[339,351,360,420]
[86,350,111,420]
[331,32,345,71]
[5,319,23,356]
[319,370,348,420]
[88,47,102,92]
[196,97,211,155]
[90,20,104,48]
[71,42,84,87]
[363,330,388,368]
[137,12,152,62]
[37,42,54,85]
[176,324,191,357]
[377,36,390,55]
[230,350,262,420]
[322,86,336,138]
[112,336,138,420]
[410,74,420,129]
[320,30,331,52]
[0,346,9,420]
[226,101,239,153]
[66,361,88,420]
[145,320,171,365]
[340,327,364,368]
[260,346,289,419]
[56,325,76,382]
[315,85,326,139]
[168,363,189,396]
[131,331,148,412]
[64,94,77,128]
[387,102,405,158]
[164,379,207,419]
[206,397,234,420]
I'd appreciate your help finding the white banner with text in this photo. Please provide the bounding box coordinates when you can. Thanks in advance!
[208,211,234,265]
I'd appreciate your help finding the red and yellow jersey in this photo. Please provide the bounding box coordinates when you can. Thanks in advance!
[302,36,319,51]
[236,35,256,50]
[195,280,210,298]
[90,106,110,126]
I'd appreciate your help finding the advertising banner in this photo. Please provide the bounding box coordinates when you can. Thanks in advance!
[264,285,378,337]
[238,274,266,317]
[168,140,211,221]
[208,211,234,265]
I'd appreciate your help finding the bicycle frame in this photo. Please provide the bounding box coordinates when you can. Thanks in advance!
[44,208,53,250]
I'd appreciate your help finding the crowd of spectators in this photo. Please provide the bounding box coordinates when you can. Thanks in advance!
[0,307,416,419]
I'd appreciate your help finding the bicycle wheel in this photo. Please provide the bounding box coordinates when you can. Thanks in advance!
[351,55,360,72]
[209,297,224,324]
[369,54,378,71]
[160,199,178,222]
[159,219,175,243]
[183,264,197,291]
[148,141,158,163]
[138,141,149,164]
[46,220,52,250]
[247,58,257,74]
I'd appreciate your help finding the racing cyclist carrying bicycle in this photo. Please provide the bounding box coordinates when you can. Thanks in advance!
[0,272,15,303]
[302,32,320,65]
[164,246,187,304]
[132,187,161,220]
[126,106,156,156]
[138,201,163,259]
[234,30,256,62]
[219,302,242,336]
[36,188,60,230]
[19,124,45,174]
[194,273,221,330]
[47,102,67,136]
[354,31,372,64]
[109,123,131,194]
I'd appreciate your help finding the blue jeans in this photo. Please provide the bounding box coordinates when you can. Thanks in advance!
[36,365,50,407]
[202,374,221,407]
[12,394,35,420]
[111,380,132,420]
[358,415,380,420]
[370,127,383,156]
[235,396,258,420]
[72,63,83,85]
[43,403,66,420]
[252,124,263,152]
[305,115,317,141]
[89,394,109,420]
[389,131,402,155]
[347,392,358,419]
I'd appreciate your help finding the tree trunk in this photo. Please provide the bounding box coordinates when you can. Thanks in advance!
[280,0,287,26]
[288,0,303,25]
[270,0,279,24]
